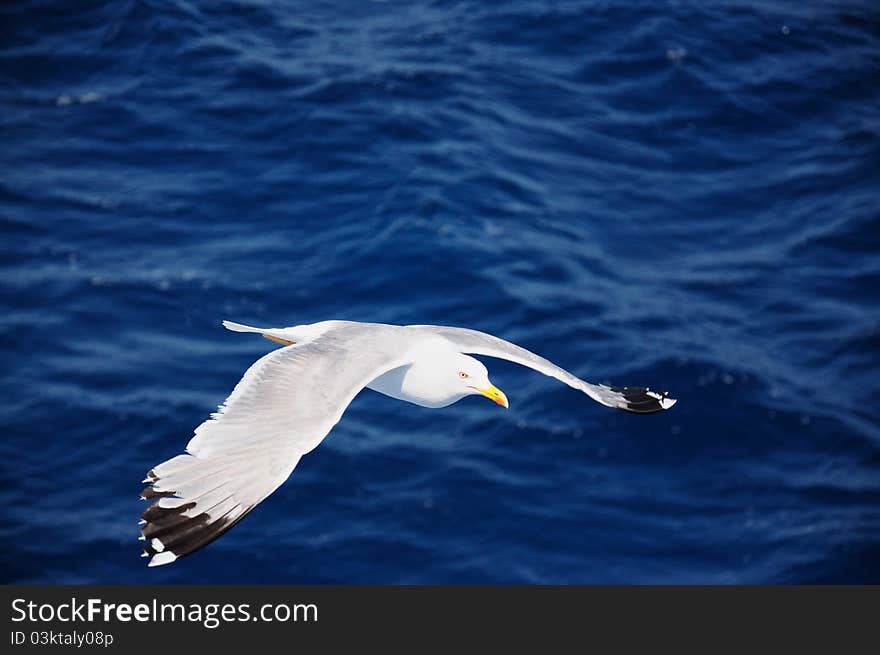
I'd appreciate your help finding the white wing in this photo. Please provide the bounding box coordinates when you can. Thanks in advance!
[410,325,677,414]
[140,322,409,566]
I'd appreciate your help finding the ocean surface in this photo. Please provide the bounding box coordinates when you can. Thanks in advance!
[2,0,878,584]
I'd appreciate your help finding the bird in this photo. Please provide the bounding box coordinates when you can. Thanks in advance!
[140,320,677,566]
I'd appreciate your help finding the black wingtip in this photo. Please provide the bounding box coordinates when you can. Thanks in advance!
[139,474,254,567]
[609,386,677,414]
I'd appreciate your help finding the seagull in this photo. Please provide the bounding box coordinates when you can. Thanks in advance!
[140,320,676,566]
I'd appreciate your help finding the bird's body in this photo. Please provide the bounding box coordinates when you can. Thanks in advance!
[365,334,483,408]
[140,320,676,567]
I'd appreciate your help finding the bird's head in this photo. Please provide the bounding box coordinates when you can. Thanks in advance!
[451,354,508,409]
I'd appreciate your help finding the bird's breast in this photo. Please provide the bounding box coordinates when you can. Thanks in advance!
[366,364,460,408]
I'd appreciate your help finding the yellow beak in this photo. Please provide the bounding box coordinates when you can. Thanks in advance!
[476,383,509,409]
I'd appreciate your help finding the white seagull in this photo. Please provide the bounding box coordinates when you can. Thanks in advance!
[140,320,677,566]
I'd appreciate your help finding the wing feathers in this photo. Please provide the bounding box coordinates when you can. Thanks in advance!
[141,322,410,566]
[140,453,293,566]
[413,325,677,414]
[604,386,676,413]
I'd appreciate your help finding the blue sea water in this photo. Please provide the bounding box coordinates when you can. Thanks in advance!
[1,0,878,584]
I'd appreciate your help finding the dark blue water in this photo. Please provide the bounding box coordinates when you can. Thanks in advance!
[2,0,878,584]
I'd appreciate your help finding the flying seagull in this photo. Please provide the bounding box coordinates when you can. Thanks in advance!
[140,320,676,566]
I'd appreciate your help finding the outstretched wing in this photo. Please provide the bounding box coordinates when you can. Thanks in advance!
[140,322,408,566]
[411,325,676,414]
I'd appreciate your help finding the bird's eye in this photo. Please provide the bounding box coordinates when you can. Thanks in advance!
[458,371,469,379]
